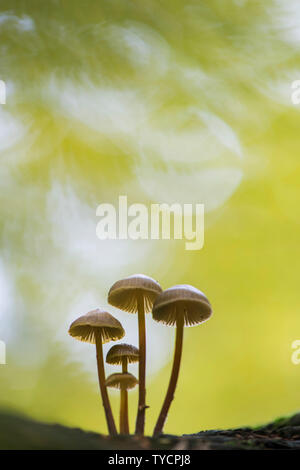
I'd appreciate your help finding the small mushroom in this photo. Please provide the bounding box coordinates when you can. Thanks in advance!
[108,274,162,435]
[152,285,212,436]
[106,343,139,372]
[68,308,125,436]
[105,372,138,435]
[106,343,139,434]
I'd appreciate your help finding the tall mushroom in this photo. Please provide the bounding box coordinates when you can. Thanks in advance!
[68,308,125,436]
[106,372,138,434]
[152,285,212,436]
[106,344,139,434]
[108,274,162,435]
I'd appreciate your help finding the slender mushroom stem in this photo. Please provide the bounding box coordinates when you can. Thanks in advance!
[120,387,129,434]
[153,315,184,436]
[122,356,128,373]
[135,294,146,435]
[120,357,129,434]
[95,331,118,436]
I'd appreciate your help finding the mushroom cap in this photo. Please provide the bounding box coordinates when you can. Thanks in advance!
[105,372,138,390]
[108,274,162,313]
[152,284,212,327]
[106,343,139,365]
[68,308,125,344]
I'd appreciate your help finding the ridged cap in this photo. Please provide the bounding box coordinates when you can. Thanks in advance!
[108,274,162,313]
[152,285,212,327]
[105,372,138,390]
[106,343,139,365]
[68,308,125,344]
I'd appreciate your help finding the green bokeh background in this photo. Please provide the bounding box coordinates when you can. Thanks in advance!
[0,0,300,435]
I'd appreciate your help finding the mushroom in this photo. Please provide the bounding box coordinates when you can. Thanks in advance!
[106,343,139,373]
[152,285,212,436]
[68,308,125,436]
[105,372,138,434]
[108,274,162,435]
[106,343,139,434]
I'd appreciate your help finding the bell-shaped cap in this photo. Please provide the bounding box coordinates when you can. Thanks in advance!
[106,343,139,365]
[108,274,162,313]
[68,308,125,344]
[152,285,212,327]
[105,372,138,390]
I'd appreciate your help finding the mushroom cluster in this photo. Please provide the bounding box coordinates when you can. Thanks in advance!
[68,275,212,436]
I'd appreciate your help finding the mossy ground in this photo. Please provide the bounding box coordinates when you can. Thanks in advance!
[1,410,300,450]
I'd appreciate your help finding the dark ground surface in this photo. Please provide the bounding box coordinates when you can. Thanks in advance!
[1,410,300,450]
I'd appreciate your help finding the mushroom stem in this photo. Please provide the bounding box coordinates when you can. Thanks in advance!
[95,332,118,436]
[122,356,128,373]
[153,315,184,436]
[135,294,146,435]
[120,387,129,434]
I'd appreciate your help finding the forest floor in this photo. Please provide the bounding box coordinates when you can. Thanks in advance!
[0,410,300,450]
